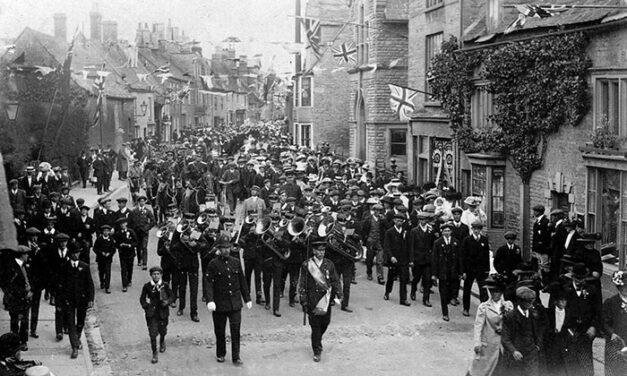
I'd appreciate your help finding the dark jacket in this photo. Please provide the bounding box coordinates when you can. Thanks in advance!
[502,306,545,355]
[532,215,551,254]
[113,228,138,258]
[383,226,410,266]
[172,236,201,271]
[93,236,116,263]
[129,206,155,234]
[431,236,461,280]
[93,208,116,235]
[408,225,434,265]
[1,259,31,312]
[9,188,27,214]
[75,215,96,246]
[494,243,523,278]
[139,281,173,319]
[461,234,491,275]
[157,236,178,270]
[57,260,94,308]
[204,255,250,312]
[297,257,342,313]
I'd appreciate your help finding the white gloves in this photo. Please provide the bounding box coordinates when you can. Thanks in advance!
[246,301,253,310]
[334,298,342,306]
[206,302,216,312]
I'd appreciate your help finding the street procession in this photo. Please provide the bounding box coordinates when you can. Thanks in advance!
[4,1,627,376]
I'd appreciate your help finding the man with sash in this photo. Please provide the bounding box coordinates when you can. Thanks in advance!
[298,237,342,362]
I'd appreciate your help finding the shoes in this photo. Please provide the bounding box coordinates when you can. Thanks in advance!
[313,354,321,362]
[289,302,295,307]
[280,292,284,298]
[159,342,166,353]
[423,301,432,307]
[142,266,147,271]
[71,349,78,359]
[273,310,282,317]
[56,334,63,341]
[21,344,28,351]
[30,332,38,339]
[128,282,132,287]
[233,359,244,366]
[400,301,411,307]
[341,306,353,313]
[443,315,450,322]
[100,284,104,290]
[105,289,111,294]
[256,297,265,305]
[177,310,183,316]
[383,293,389,301]
[377,278,385,285]
[450,298,460,306]
[151,352,158,364]
[463,310,470,317]
[351,278,357,285]
[191,314,200,322]
[216,356,225,363]
[265,304,270,310]
[367,274,373,281]
[170,302,177,308]
[410,293,416,301]
[122,287,127,292]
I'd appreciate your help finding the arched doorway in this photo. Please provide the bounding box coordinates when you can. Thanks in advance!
[356,94,366,160]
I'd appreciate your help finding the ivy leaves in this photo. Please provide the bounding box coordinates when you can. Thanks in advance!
[429,33,591,183]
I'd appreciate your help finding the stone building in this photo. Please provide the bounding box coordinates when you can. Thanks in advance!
[292,0,352,155]
[347,0,409,173]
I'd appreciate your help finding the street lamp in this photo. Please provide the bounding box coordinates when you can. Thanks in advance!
[5,101,19,121]
[140,101,148,116]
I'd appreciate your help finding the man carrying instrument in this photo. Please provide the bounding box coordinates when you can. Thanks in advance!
[325,213,358,313]
[172,213,203,322]
[298,237,342,363]
[156,220,179,308]
[261,213,286,317]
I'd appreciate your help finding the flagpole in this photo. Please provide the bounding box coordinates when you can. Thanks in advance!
[99,95,103,148]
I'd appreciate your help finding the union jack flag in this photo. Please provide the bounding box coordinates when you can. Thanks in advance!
[153,62,170,74]
[389,84,418,121]
[301,18,321,58]
[505,4,569,34]
[89,76,105,129]
[331,41,357,65]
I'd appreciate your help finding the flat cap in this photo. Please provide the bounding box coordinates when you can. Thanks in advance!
[516,286,536,301]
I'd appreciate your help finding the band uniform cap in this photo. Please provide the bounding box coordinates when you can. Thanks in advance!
[516,286,536,301]
[451,207,463,215]
[470,220,484,229]
[149,266,163,275]
[116,197,128,202]
[55,233,70,241]
[504,231,517,240]
[532,204,545,212]
[100,224,113,231]
[26,227,41,236]
[216,234,231,248]
[115,217,129,225]
[440,223,454,231]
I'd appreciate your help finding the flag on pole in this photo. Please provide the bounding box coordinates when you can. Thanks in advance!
[505,4,570,34]
[89,75,105,129]
[153,62,170,74]
[331,41,357,65]
[388,84,418,121]
[301,18,322,58]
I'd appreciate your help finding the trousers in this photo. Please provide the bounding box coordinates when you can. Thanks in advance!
[366,242,384,279]
[262,260,283,311]
[385,265,409,302]
[212,309,242,360]
[97,261,112,289]
[119,255,135,288]
[178,270,198,314]
[463,271,488,311]
[438,279,457,316]
[309,308,331,355]
[136,232,149,266]
[410,263,431,302]
[63,306,87,350]
[244,257,263,298]
[9,308,29,345]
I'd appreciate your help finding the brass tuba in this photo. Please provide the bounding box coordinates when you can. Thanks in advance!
[176,219,191,234]
[197,213,209,226]
[324,221,363,261]
[156,226,170,238]
[255,216,291,260]
[245,213,258,225]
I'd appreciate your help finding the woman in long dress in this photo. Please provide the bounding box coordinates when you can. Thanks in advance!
[468,275,513,376]
[604,269,627,376]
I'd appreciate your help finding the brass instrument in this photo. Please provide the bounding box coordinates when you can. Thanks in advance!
[320,216,363,261]
[255,216,291,260]
[176,219,190,234]
[197,213,209,226]
[245,214,258,225]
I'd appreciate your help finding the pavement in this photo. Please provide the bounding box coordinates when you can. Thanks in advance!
[0,173,126,376]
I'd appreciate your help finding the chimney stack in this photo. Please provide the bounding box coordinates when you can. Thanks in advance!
[90,11,102,41]
[53,13,67,41]
[102,21,118,42]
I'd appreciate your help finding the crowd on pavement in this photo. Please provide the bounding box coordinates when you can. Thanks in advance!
[0,119,626,375]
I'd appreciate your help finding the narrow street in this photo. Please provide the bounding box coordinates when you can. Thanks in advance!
[94,185,475,376]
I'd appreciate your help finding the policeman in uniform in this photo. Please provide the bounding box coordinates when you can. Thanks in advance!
[204,234,252,366]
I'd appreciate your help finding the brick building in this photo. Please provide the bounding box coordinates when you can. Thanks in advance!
[293,0,352,155]
[347,0,409,174]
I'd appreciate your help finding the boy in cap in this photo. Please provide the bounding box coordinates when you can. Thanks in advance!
[139,266,173,364]
[93,225,116,294]
[383,213,411,306]
[501,287,544,376]
[113,217,138,292]
[494,231,523,281]
[58,246,94,359]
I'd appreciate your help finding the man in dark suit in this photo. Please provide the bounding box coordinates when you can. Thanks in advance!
[204,235,252,366]
[140,266,174,364]
[408,212,434,306]
[24,228,47,339]
[113,197,132,230]
[1,246,33,350]
[50,232,73,341]
[431,223,462,321]
[93,198,115,236]
[548,209,567,284]
[8,179,27,214]
[19,166,37,196]
[172,216,202,322]
[58,245,94,359]
[113,217,137,292]
[56,198,78,239]
[461,221,491,316]
[93,225,116,294]
[75,205,95,264]
[449,207,468,306]
[383,213,411,306]
[502,287,544,376]
[130,195,155,270]
[494,231,523,281]
[77,150,91,188]
[297,237,343,363]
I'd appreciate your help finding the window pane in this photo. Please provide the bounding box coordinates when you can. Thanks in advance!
[391,130,406,143]
[491,168,504,228]
[588,169,596,214]
[301,77,312,107]
[471,165,487,197]
[600,169,620,246]
[390,130,407,156]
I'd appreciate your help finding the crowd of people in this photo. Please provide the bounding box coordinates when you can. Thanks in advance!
[1,119,626,375]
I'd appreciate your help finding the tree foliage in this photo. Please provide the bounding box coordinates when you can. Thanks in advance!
[429,33,591,183]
